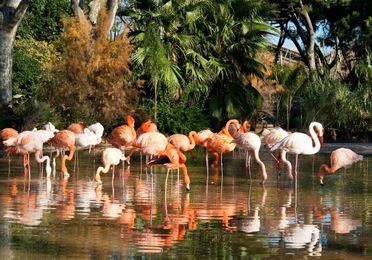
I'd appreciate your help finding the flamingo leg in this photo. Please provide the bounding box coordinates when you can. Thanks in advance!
[205,149,209,167]
[245,151,252,180]
[220,153,223,170]
[294,154,299,177]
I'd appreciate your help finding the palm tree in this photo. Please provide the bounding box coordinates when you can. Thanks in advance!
[121,0,273,123]
[272,64,306,130]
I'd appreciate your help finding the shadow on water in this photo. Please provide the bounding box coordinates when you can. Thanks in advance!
[0,148,371,258]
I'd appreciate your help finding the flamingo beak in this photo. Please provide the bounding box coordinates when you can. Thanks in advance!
[319,135,324,145]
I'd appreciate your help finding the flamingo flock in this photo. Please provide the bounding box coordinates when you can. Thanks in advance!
[0,116,364,191]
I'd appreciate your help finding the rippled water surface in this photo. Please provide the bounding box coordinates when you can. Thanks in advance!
[0,147,371,259]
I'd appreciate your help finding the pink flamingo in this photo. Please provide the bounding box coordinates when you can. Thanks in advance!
[11,129,53,177]
[95,147,126,183]
[205,119,240,168]
[108,115,136,151]
[319,148,363,185]
[147,143,190,191]
[1,128,18,160]
[136,119,158,136]
[128,132,168,161]
[232,132,267,184]
[270,122,324,181]
[262,127,289,175]
[168,131,199,159]
[229,120,250,138]
[50,130,75,178]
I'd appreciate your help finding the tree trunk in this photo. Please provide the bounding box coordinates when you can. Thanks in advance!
[0,0,30,106]
[299,0,316,70]
[0,30,16,105]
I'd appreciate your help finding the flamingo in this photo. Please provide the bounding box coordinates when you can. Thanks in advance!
[270,122,324,181]
[147,143,191,191]
[262,126,289,175]
[95,147,126,184]
[195,129,214,165]
[130,132,168,159]
[228,120,250,138]
[87,122,104,140]
[125,131,167,166]
[167,131,199,159]
[67,122,86,134]
[74,128,101,165]
[205,119,240,168]
[318,148,363,185]
[87,122,104,153]
[49,130,75,178]
[43,122,59,133]
[1,128,18,159]
[136,119,158,136]
[11,129,54,177]
[232,132,267,184]
[108,115,136,151]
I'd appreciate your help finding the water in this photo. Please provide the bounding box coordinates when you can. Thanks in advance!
[0,147,371,259]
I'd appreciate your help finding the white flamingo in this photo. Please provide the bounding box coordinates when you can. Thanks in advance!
[270,122,324,181]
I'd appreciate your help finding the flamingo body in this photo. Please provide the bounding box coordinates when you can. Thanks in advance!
[319,148,363,185]
[1,128,18,141]
[67,123,87,134]
[88,122,104,139]
[75,128,100,149]
[95,147,125,183]
[108,115,136,150]
[262,127,289,148]
[168,131,198,158]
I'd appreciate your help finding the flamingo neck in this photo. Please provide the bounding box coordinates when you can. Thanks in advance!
[222,120,236,139]
[188,132,196,150]
[308,122,321,154]
[319,163,336,174]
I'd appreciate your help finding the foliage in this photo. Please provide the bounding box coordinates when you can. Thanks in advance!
[17,0,71,41]
[46,11,142,127]
[209,81,261,123]
[0,99,61,130]
[123,0,273,124]
[272,64,307,129]
[298,76,351,129]
[13,38,56,99]
[144,95,211,135]
[343,52,372,131]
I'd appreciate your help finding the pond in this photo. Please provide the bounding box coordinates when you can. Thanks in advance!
[0,145,371,259]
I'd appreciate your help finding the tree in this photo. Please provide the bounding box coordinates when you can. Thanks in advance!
[121,0,273,123]
[0,0,31,107]
[17,0,71,41]
[47,2,140,125]
[270,0,372,75]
